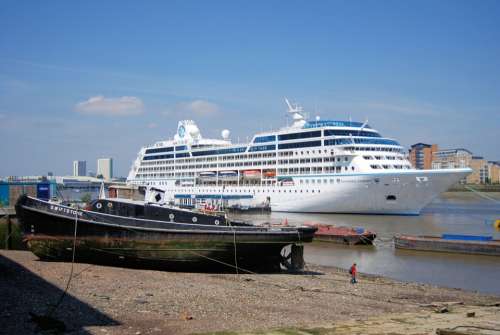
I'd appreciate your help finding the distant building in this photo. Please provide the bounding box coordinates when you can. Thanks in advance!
[489,161,500,184]
[409,143,438,169]
[73,160,86,177]
[432,149,499,184]
[97,158,113,180]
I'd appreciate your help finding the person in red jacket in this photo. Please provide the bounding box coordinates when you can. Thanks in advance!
[349,263,357,284]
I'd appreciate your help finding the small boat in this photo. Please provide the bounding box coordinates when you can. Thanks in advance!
[242,170,261,180]
[198,171,216,179]
[263,170,276,178]
[218,170,238,177]
[394,234,500,256]
[307,224,376,245]
[15,195,317,271]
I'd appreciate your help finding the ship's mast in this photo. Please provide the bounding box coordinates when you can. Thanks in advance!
[284,98,306,128]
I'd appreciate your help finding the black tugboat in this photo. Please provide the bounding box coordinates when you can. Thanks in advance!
[15,195,316,271]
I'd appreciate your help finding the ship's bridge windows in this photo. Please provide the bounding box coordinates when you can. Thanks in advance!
[278,140,322,150]
[304,120,371,129]
[143,154,174,161]
[363,156,373,160]
[145,147,174,154]
[370,165,381,169]
[192,146,247,157]
[278,130,321,141]
[324,129,381,137]
[254,135,276,143]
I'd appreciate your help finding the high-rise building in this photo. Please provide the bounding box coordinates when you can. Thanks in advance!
[73,160,86,177]
[97,158,113,180]
[409,143,438,169]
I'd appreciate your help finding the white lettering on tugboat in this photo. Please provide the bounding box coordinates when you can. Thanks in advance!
[49,205,83,217]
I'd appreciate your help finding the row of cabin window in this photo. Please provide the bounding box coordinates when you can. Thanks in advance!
[144,132,389,158]
[253,129,381,143]
[139,156,345,172]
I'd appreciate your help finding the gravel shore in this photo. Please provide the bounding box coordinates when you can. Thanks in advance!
[1,250,498,335]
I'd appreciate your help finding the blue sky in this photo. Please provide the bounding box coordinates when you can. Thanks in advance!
[1,0,499,177]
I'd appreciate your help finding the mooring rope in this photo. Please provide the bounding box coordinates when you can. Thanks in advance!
[45,208,79,318]
[464,185,500,204]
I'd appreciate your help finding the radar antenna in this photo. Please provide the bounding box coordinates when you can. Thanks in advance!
[284,97,306,128]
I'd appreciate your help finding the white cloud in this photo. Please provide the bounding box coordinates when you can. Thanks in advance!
[75,96,144,116]
[163,99,220,117]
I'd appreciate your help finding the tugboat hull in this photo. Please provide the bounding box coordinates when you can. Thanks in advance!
[16,195,316,271]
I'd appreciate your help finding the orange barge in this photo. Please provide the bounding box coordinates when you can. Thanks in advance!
[308,224,376,245]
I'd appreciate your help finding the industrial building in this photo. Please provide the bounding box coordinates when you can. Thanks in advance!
[0,177,56,207]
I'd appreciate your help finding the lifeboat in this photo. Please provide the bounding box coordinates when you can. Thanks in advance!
[199,171,216,179]
[242,170,261,180]
[263,170,276,178]
[218,171,238,178]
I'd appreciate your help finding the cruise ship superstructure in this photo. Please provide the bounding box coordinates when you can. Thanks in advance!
[127,100,470,214]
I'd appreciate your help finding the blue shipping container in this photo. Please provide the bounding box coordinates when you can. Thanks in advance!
[0,183,9,206]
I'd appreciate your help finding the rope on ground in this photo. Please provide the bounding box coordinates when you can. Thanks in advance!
[45,208,79,318]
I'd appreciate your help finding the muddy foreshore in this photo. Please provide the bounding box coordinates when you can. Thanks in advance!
[1,250,499,335]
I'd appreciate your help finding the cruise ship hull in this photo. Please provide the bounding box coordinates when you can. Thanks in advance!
[164,169,470,215]
[271,169,470,214]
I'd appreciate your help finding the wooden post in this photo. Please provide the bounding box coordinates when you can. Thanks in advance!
[290,244,304,271]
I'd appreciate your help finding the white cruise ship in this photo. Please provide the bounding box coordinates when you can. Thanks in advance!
[127,100,470,214]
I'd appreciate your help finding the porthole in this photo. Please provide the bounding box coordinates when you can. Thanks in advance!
[96,203,102,209]
[192,216,198,223]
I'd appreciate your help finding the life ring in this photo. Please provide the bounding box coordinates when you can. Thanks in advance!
[107,202,113,208]
[494,219,500,230]
[96,203,102,209]
[169,213,175,221]
[214,219,220,225]
[192,216,198,223]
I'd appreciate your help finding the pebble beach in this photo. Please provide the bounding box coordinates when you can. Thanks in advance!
[1,250,499,335]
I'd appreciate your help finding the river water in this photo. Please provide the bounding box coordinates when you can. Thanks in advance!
[231,192,500,296]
